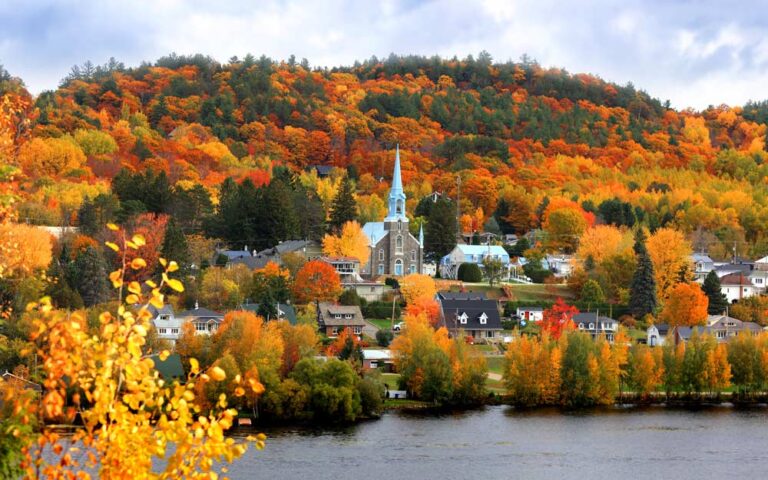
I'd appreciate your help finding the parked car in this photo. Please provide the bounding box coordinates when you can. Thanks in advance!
[393,321,405,332]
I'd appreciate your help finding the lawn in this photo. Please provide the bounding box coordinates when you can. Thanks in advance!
[503,283,574,302]
[368,318,396,331]
[381,373,401,390]
[485,356,505,375]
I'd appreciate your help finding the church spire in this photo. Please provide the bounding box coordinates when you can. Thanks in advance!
[392,144,403,194]
[384,144,408,223]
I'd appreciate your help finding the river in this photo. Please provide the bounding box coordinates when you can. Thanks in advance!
[224,406,768,479]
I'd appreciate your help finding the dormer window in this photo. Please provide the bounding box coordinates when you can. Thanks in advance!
[578,323,584,330]
[459,312,468,324]
[589,323,595,330]
[479,312,488,325]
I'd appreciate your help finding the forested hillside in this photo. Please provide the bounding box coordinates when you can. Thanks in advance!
[2,53,768,258]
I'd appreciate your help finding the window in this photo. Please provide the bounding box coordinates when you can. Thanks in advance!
[353,326,362,335]
[411,251,416,261]
[378,264,385,275]
[159,315,170,321]
[578,323,584,330]
[396,200,403,215]
[486,331,494,338]
[409,264,417,274]
[159,328,167,334]
[459,313,468,324]
[479,313,488,325]
[589,323,594,330]
[395,259,403,276]
[196,323,206,332]
[396,235,403,253]
[717,330,726,339]
[331,327,339,336]
[370,361,378,369]
[171,328,179,334]
[398,220,402,231]
[345,314,352,319]
[379,249,384,261]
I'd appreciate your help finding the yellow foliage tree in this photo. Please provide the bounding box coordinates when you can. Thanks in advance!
[576,225,632,265]
[322,220,370,265]
[19,228,263,478]
[17,136,86,177]
[0,224,52,279]
[646,227,692,302]
[399,273,437,305]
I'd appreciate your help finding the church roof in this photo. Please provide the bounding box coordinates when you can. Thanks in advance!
[363,222,388,245]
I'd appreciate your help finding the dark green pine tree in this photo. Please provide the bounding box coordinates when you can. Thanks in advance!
[425,197,457,262]
[702,270,728,315]
[72,246,110,307]
[328,176,358,233]
[257,289,278,321]
[161,218,190,271]
[629,229,657,319]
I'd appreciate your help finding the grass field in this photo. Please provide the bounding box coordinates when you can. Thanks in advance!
[381,373,401,390]
[368,318,395,331]
[503,283,574,302]
[485,356,505,375]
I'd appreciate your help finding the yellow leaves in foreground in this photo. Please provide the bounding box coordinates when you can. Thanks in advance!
[17,227,261,478]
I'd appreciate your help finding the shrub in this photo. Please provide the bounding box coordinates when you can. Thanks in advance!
[457,263,483,282]
[376,329,394,347]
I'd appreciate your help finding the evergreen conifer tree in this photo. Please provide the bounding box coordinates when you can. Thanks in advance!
[160,218,189,271]
[328,176,357,233]
[703,270,728,315]
[629,229,657,318]
[72,246,110,307]
[425,197,457,262]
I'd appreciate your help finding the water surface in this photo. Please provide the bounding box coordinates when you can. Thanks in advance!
[229,406,768,479]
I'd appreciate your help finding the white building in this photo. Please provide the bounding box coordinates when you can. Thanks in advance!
[720,273,762,303]
[439,244,510,280]
[176,305,224,335]
[516,306,543,323]
[148,305,183,346]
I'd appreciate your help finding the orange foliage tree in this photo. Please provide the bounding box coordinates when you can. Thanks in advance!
[291,259,342,304]
[660,282,709,327]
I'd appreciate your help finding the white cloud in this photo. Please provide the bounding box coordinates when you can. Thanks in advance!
[0,0,766,110]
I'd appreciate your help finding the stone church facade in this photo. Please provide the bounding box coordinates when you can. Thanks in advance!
[362,146,423,278]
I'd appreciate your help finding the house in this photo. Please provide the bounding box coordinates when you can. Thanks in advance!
[646,323,671,347]
[755,255,768,272]
[361,146,424,278]
[362,349,394,372]
[229,251,279,271]
[320,256,363,283]
[177,304,224,335]
[316,303,366,338]
[720,272,761,303]
[439,244,510,280]
[147,304,183,345]
[343,281,391,302]
[654,315,762,345]
[691,253,714,281]
[572,312,619,342]
[422,262,437,277]
[748,270,768,290]
[308,165,334,178]
[437,293,503,341]
[713,259,753,278]
[516,306,543,323]
[437,291,487,301]
[544,254,574,278]
[239,302,298,324]
[215,247,253,265]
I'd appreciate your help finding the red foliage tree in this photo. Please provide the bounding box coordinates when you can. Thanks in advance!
[541,298,578,340]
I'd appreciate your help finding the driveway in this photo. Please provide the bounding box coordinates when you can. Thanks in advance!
[363,320,381,338]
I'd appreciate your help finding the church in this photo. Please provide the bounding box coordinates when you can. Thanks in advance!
[361,146,424,278]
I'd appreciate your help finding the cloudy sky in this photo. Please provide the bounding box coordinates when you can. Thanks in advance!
[1,0,766,109]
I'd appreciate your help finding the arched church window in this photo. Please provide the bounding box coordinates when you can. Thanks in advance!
[379,249,384,261]
[395,259,403,276]
[396,235,403,253]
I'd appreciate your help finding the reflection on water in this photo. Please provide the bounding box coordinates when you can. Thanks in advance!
[225,406,768,480]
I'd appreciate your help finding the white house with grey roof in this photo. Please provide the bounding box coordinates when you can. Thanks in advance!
[439,244,510,280]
